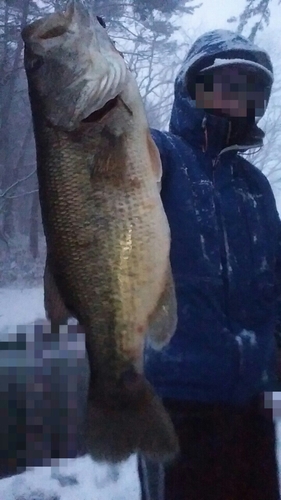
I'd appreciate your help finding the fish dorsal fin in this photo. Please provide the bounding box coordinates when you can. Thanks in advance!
[146,130,163,188]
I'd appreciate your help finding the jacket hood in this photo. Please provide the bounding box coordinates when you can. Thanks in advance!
[169,29,274,156]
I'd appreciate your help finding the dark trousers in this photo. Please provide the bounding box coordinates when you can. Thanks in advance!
[138,395,280,500]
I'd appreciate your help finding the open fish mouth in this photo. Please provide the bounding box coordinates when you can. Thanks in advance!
[22,0,129,131]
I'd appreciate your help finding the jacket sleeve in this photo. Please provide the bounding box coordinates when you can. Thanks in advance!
[233,160,281,386]
[243,160,281,352]
[273,221,281,387]
[275,224,281,350]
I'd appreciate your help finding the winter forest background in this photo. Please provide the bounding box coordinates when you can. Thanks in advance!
[1,0,281,287]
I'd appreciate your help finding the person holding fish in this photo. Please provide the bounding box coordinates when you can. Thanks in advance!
[139,29,281,500]
[19,2,280,499]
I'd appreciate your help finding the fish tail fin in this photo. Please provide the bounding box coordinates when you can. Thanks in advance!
[85,372,179,464]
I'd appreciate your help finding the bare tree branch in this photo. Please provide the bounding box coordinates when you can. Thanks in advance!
[6,188,38,199]
[0,168,36,199]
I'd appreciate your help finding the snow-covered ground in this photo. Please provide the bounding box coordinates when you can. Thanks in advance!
[0,286,281,498]
[0,455,140,500]
[0,287,44,329]
[0,454,140,500]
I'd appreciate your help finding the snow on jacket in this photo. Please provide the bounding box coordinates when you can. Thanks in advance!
[145,30,281,405]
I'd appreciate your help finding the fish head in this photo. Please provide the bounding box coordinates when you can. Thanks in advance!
[22,0,128,131]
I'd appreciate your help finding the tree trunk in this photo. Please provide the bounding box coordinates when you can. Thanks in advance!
[1,0,32,237]
[29,190,39,259]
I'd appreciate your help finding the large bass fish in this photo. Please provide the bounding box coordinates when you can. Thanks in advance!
[22,0,178,463]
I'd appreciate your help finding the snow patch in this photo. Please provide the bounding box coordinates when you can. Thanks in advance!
[222,225,232,274]
[260,256,268,271]
[235,329,257,373]
[176,29,273,88]
[0,455,140,500]
[0,287,44,331]
[200,234,209,261]
[240,329,257,347]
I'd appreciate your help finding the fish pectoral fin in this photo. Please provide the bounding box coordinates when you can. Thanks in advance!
[147,265,177,350]
[146,130,163,186]
[44,258,71,325]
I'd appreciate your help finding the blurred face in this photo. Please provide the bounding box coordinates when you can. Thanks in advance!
[195,67,267,118]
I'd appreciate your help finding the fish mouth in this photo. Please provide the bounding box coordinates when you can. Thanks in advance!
[81,95,119,123]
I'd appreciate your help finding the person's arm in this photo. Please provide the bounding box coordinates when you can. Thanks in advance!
[0,320,89,479]
[274,224,281,383]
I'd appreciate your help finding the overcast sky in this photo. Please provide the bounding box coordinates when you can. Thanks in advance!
[182,0,281,58]
[190,0,280,35]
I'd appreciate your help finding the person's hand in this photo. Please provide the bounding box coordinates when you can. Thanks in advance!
[0,318,89,479]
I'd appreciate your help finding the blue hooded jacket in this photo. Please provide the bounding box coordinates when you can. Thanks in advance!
[144,30,281,405]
